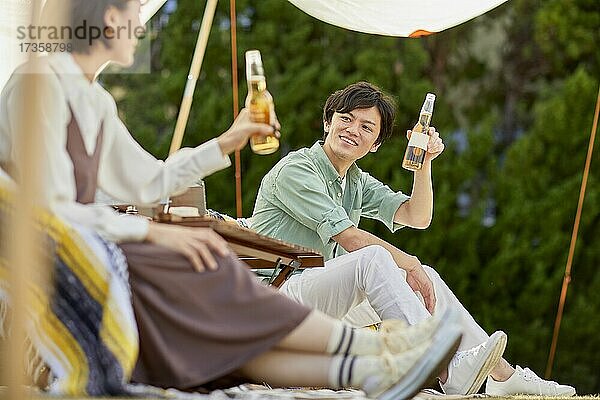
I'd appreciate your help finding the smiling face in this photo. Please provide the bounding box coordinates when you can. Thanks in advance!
[323,106,382,165]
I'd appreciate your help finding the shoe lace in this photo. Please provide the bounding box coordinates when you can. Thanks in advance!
[450,343,483,368]
[520,367,558,386]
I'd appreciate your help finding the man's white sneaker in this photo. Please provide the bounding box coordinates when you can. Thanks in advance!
[485,365,576,396]
[441,330,507,395]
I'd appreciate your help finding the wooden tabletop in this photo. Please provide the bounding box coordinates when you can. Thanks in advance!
[161,215,324,268]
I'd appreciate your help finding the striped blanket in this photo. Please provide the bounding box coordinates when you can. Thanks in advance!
[0,179,138,395]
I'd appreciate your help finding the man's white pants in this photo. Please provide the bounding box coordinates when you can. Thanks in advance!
[281,245,489,351]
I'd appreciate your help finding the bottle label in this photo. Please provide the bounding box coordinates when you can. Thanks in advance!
[407,131,429,150]
[250,108,269,124]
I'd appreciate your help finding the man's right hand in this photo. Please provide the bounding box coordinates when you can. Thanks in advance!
[334,226,438,313]
[146,222,232,272]
[403,255,437,313]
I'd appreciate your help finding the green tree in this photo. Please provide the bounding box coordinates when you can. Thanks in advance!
[490,69,599,389]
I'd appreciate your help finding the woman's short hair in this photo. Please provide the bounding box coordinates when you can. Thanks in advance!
[42,0,134,54]
[322,82,397,146]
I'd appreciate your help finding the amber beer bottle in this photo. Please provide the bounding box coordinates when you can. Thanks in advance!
[245,50,279,155]
[402,93,436,171]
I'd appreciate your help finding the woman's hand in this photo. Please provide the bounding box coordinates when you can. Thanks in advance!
[146,222,232,272]
[217,108,281,155]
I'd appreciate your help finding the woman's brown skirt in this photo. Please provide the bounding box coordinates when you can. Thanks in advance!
[120,243,311,390]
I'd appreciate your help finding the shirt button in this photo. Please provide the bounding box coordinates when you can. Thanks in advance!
[328,181,333,185]
[337,193,342,197]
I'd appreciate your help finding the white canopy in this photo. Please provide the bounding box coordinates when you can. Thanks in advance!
[141,0,169,25]
[287,0,508,37]
[1,0,509,90]
[141,0,508,36]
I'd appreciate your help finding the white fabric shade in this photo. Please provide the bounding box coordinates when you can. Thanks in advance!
[142,0,507,37]
[141,0,508,36]
[1,0,509,90]
[141,0,169,25]
[287,0,508,37]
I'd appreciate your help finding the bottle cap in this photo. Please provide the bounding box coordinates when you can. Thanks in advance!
[422,93,436,113]
[245,49,264,80]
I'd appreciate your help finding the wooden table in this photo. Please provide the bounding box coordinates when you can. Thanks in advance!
[161,215,323,287]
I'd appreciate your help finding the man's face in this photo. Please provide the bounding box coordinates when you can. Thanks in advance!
[323,106,382,164]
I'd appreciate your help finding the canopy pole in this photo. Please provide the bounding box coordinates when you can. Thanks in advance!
[3,3,48,399]
[545,84,600,379]
[169,0,218,155]
[230,0,242,217]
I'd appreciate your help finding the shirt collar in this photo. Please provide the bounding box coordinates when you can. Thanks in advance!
[47,53,99,96]
[48,53,89,77]
[308,141,361,184]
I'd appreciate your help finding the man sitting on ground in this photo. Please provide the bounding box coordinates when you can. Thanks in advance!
[251,81,576,396]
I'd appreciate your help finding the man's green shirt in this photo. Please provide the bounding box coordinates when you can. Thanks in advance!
[251,141,410,260]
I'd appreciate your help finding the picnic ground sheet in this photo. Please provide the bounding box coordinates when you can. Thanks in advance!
[1,385,599,400]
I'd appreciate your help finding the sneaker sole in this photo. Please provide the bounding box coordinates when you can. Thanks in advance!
[377,310,463,400]
[462,331,508,395]
[486,387,577,397]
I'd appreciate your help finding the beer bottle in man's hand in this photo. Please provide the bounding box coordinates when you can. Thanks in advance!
[402,93,436,171]
[245,50,279,155]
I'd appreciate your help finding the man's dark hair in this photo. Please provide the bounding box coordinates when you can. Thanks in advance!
[322,82,396,146]
[43,0,135,54]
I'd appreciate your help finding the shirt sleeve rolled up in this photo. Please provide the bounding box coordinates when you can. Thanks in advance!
[316,206,355,245]
[361,173,410,232]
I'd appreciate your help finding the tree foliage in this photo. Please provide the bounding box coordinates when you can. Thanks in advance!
[103,0,599,393]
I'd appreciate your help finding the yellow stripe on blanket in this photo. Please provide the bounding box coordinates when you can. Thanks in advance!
[0,183,138,395]
[44,214,109,305]
[101,297,138,375]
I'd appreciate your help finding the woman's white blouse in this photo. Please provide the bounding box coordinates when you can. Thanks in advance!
[0,53,231,242]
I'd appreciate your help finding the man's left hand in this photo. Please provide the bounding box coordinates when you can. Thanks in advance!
[424,127,444,162]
